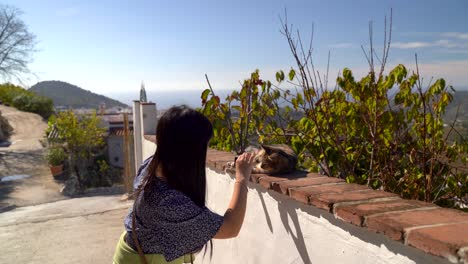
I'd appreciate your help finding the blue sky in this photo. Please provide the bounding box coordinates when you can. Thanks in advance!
[5,0,468,95]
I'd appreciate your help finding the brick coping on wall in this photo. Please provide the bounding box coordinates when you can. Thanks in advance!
[142,135,467,263]
[144,135,156,143]
[205,148,468,264]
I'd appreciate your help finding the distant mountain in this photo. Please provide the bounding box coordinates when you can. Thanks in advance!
[29,81,128,109]
[445,91,468,122]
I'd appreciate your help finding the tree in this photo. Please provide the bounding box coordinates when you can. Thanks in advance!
[0,83,53,119]
[201,11,467,209]
[48,111,106,187]
[0,5,36,81]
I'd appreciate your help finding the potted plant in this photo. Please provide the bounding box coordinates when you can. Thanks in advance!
[46,146,66,176]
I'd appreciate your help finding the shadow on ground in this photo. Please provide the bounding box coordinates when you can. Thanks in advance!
[0,149,45,177]
[0,149,66,209]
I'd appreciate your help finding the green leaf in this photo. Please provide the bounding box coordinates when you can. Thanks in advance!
[201,89,210,100]
[213,96,220,107]
[288,69,296,81]
[276,70,285,83]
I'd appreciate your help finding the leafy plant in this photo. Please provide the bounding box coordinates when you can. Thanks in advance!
[0,110,13,141]
[200,11,467,209]
[46,146,66,166]
[0,83,53,118]
[201,70,283,154]
[47,110,106,188]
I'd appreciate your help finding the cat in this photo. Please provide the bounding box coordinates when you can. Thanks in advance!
[228,144,297,175]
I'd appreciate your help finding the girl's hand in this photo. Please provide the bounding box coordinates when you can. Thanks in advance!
[235,152,255,183]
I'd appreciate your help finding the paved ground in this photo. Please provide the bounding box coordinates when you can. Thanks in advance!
[0,195,132,264]
[0,106,134,263]
[0,104,65,209]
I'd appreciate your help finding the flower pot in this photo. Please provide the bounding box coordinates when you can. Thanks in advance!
[49,164,63,176]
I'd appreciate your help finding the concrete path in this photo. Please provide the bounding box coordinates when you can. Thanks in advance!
[0,104,65,209]
[0,195,132,264]
[0,106,134,263]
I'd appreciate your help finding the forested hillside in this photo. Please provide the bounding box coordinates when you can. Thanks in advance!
[444,91,468,122]
[30,81,128,109]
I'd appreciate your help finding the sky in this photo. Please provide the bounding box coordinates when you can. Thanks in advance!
[4,0,468,98]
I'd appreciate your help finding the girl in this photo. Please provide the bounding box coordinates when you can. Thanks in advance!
[113,105,254,263]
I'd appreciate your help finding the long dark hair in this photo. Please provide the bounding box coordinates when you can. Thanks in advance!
[137,105,213,205]
[131,106,214,263]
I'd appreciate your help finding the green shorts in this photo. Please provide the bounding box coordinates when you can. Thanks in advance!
[113,231,195,264]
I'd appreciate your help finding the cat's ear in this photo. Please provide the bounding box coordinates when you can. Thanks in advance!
[261,144,273,155]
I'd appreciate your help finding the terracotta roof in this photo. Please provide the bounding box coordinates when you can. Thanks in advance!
[100,114,133,123]
[109,128,133,137]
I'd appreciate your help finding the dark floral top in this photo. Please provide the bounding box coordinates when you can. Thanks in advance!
[124,157,224,261]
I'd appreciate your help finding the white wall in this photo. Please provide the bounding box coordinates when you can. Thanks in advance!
[132,101,142,174]
[140,103,157,135]
[196,168,451,264]
[107,136,123,168]
[142,138,156,161]
[108,136,135,169]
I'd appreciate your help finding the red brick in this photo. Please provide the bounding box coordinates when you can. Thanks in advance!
[143,135,156,143]
[206,150,235,171]
[310,190,398,212]
[206,156,218,167]
[225,167,236,177]
[335,199,434,227]
[249,173,266,183]
[214,159,233,171]
[406,222,468,261]
[206,159,216,168]
[366,208,468,241]
[289,187,313,204]
[289,183,367,205]
[212,154,236,163]
[258,174,306,189]
[304,172,325,178]
[207,150,235,161]
[272,177,344,195]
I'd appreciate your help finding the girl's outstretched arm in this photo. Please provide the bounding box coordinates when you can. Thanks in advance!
[214,152,255,239]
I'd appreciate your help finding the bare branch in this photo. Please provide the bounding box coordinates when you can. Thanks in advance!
[0,5,36,82]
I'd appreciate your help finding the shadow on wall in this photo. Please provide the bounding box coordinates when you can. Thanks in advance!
[256,187,313,264]
[253,185,450,264]
[278,199,313,264]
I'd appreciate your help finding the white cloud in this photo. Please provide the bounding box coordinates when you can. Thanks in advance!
[393,39,468,49]
[393,42,432,49]
[441,49,468,54]
[394,31,468,51]
[409,60,468,88]
[441,32,468,40]
[329,43,354,49]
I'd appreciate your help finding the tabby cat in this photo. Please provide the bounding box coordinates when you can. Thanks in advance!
[228,144,297,175]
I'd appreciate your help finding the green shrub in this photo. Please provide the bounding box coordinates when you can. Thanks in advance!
[47,110,107,188]
[0,83,53,119]
[0,110,13,141]
[46,146,67,166]
[200,10,468,209]
[201,66,467,209]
